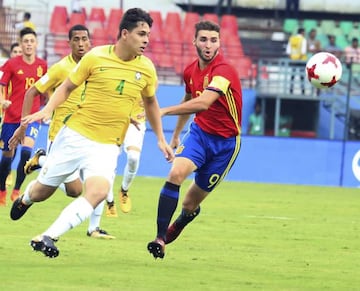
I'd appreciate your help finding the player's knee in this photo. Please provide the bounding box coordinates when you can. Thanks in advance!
[168,167,187,185]
[127,150,140,170]
[65,182,83,198]
[66,189,82,198]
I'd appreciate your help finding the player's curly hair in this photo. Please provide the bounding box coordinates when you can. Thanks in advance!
[195,21,220,38]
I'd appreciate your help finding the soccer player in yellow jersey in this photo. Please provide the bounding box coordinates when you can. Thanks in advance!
[9,8,174,258]
[10,24,115,239]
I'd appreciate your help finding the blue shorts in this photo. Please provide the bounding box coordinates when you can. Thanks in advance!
[175,122,241,192]
[0,122,40,151]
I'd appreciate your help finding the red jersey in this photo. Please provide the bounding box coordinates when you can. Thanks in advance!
[0,55,47,123]
[184,53,242,138]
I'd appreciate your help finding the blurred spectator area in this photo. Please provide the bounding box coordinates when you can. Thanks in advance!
[44,6,254,86]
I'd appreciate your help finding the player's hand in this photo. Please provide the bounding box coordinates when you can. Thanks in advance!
[158,140,175,162]
[159,108,168,117]
[8,125,27,150]
[170,136,181,149]
[21,109,52,126]
[1,100,12,109]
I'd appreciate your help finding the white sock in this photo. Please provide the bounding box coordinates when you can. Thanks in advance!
[42,196,93,239]
[87,200,105,233]
[23,180,36,205]
[121,150,140,191]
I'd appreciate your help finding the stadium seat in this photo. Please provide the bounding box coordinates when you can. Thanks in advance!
[106,8,123,41]
[283,18,298,34]
[319,20,335,35]
[157,54,174,69]
[183,12,200,29]
[202,13,219,24]
[339,21,353,36]
[220,14,238,35]
[302,19,318,33]
[54,39,70,56]
[149,10,163,30]
[89,7,106,22]
[335,34,349,49]
[91,27,109,46]
[67,12,86,29]
[88,7,106,31]
[50,6,68,34]
[164,12,181,29]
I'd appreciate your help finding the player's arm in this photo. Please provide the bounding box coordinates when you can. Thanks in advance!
[0,84,11,109]
[161,89,220,116]
[21,78,77,126]
[167,93,192,149]
[142,95,174,162]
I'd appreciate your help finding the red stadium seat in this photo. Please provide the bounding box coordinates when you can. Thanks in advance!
[106,8,123,41]
[157,53,174,69]
[89,7,106,22]
[50,6,68,34]
[164,12,181,31]
[183,12,200,29]
[149,10,163,31]
[54,39,70,56]
[88,7,106,31]
[203,13,219,24]
[67,12,86,29]
[92,27,109,46]
[220,14,238,35]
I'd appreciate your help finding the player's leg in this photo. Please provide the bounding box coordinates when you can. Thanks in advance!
[147,124,202,258]
[164,182,205,244]
[118,122,145,213]
[29,129,119,257]
[166,133,241,245]
[12,122,40,201]
[105,175,118,217]
[0,123,18,205]
[10,127,81,220]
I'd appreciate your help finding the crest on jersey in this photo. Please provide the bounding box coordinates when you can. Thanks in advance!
[135,72,141,80]
[175,145,185,155]
[37,66,44,77]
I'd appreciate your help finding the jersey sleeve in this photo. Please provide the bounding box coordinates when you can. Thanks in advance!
[141,60,158,98]
[34,62,62,94]
[206,64,233,95]
[68,53,92,87]
[0,59,12,85]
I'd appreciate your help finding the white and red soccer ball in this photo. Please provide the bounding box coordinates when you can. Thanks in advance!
[305,52,342,89]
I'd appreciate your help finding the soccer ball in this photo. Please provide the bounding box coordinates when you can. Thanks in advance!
[305,52,342,89]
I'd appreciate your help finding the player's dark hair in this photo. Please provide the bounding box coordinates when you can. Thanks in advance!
[19,27,36,38]
[10,42,20,51]
[24,12,31,20]
[117,8,153,40]
[194,20,220,38]
[68,24,90,40]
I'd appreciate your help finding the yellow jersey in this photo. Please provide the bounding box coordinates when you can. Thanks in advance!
[288,34,307,61]
[66,45,157,145]
[35,54,84,141]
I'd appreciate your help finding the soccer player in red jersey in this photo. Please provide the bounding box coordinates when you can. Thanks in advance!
[0,28,47,206]
[147,20,243,259]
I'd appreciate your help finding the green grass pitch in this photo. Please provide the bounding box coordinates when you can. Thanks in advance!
[0,173,359,290]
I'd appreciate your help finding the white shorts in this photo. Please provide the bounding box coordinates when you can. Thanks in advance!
[122,122,146,153]
[46,129,79,184]
[38,126,120,187]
